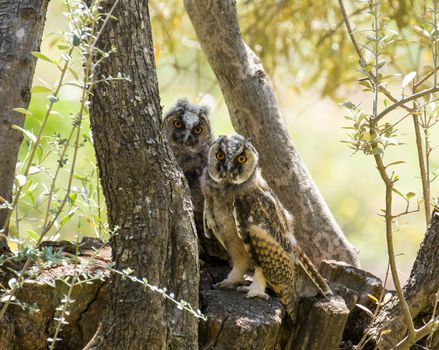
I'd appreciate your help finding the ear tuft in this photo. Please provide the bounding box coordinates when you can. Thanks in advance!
[164,98,211,121]
[164,98,190,120]
[174,98,191,110]
[198,104,210,117]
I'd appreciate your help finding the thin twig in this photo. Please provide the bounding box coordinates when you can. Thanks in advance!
[375,86,439,122]
[414,67,439,89]
[0,0,119,322]
[373,152,416,340]
[411,100,430,225]
[1,47,74,233]
[394,314,439,350]
[337,0,414,113]
[366,0,416,339]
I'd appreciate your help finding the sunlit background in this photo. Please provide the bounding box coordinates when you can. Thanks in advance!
[16,0,439,287]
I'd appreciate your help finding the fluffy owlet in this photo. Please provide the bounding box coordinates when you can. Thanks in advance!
[201,134,332,316]
[164,99,227,261]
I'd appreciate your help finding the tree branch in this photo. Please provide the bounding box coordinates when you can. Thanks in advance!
[0,0,50,233]
[375,86,439,122]
[394,315,439,350]
[337,0,414,113]
[373,152,416,340]
[369,210,439,348]
[185,0,360,267]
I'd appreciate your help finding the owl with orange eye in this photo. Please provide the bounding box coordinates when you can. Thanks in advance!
[164,99,228,261]
[201,134,332,316]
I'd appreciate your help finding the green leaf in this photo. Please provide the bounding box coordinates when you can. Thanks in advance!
[406,192,416,200]
[60,210,77,227]
[73,174,89,182]
[386,161,405,168]
[31,51,54,64]
[26,229,40,242]
[1,294,16,303]
[367,293,379,305]
[369,147,383,155]
[12,125,36,143]
[13,108,32,116]
[356,303,374,317]
[61,53,71,62]
[15,174,27,187]
[32,85,53,94]
[25,190,36,207]
[68,192,77,205]
[72,35,81,47]
[402,71,416,88]
[342,101,356,110]
[48,95,59,103]
[380,329,392,337]
[382,293,392,305]
[392,188,405,199]
[93,214,102,223]
[8,278,17,289]
[28,166,43,175]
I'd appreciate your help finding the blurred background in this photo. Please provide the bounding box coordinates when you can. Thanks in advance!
[17,0,439,286]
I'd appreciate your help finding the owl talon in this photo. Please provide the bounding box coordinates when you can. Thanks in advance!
[240,266,268,300]
[236,286,250,293]
[246,290,269,300]
[213,281,233,289]
[237,285,269,299]
[213,278,245,289]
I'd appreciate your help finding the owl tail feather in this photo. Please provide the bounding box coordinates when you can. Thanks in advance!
[293,245,333,297]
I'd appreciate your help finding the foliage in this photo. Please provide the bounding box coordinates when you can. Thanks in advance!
[0,1,204,346]
[1,0,439,346]
[149,0,431,99]
[340,0,439,347]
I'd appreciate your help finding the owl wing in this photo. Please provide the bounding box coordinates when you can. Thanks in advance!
[293,244,332,297]
[203,195,228,252]
[243,222,298,316]
[233,187,331,314]
[264,187,332,297]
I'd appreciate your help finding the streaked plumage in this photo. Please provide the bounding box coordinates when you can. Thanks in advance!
[164,99,227,261]
[202,134,332,316]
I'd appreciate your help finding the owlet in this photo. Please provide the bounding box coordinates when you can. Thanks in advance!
[164,99,227,261]
[201,134,332,316]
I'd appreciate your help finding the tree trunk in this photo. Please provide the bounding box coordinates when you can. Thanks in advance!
[83,1,199,349]
[184,0,360,268]
[0,0,49,233]
[369,209,439,348]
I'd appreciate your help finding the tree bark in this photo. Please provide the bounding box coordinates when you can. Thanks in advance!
[184,0,360,268]
[369,209,439,348]
[83,1,199,349]
[0,238,110,350]
[291,296,349,350]
[0,0,49,233]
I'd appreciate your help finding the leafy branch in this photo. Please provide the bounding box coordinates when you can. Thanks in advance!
[339,0,439,347]
[0,0,119,321]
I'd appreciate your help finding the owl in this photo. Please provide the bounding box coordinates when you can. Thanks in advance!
[164,99,227,261]
[201,134,332,316]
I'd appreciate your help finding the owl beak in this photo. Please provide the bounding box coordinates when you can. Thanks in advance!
[225,160,234,173]
[183,130,191,143]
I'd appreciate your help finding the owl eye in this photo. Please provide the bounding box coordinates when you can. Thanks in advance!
[216,152,225,160]
[193,126,202,134]
[237,155,247,164]
[174,120,183,128]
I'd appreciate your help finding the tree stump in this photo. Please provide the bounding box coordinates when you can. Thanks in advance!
[199,289,287,350]
[0,241,390,350]
[291,296,349,350]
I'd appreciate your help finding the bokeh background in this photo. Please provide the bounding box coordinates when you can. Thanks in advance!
[17,0,439,286]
